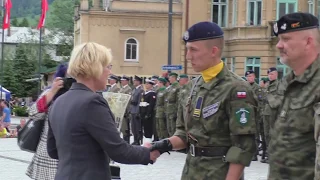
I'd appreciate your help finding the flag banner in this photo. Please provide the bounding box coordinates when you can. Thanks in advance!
[3,0,12,30]
[37,0,48,30]
[102,92,131,132]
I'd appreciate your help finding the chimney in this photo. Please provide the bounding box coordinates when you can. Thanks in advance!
[7,27,11,37]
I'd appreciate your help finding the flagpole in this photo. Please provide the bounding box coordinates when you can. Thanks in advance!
[38,27,42,96]
[0,0,6,100]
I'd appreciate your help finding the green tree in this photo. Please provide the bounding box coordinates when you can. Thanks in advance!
[11,18,19,27]
[13,45,37,97]
[19,18,29,27]
[42,52,58,69]
[2,59,18,96]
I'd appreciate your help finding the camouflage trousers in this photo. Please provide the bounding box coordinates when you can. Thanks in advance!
[316,138,320,180]
[156,117,168,139]
[181,154,244,180]
[166,114,177,137]
[263,115,270,147]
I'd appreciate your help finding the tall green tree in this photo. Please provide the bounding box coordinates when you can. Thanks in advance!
[11,18,19,27]
[2,59,18,95]
[13,45,37,97]
[19,18,29,27]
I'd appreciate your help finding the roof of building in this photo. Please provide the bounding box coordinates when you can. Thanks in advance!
[0,27,72,45]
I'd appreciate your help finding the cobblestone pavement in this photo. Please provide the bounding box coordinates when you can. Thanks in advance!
[0,138,268,180]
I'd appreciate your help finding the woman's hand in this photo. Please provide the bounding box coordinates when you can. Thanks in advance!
[51,77,64,94]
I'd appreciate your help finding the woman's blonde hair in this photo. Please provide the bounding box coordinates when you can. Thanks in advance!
[67,42,112,79]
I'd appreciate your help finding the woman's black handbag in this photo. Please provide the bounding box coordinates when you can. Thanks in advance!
[17,113,46,153]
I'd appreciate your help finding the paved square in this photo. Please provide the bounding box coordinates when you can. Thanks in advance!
[0,138,268,180]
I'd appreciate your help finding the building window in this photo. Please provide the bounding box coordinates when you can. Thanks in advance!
[276,57,290,79]
[212,0,228,27]
[245,57,260,80]
[247,0,262,26]
[231,57,235,72]
[232,0,238,27]
[277,0,297,19]
[308,0,315,14]
[125,38,139,62]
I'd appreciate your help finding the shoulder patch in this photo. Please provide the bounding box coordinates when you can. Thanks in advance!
[235,108,250,125]
[237,91,247,98]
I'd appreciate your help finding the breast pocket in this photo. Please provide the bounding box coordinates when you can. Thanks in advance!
[288,96,315,133]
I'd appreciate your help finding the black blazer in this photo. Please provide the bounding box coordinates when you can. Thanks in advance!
[47,83,150,180]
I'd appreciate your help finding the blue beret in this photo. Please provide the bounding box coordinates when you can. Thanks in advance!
[183,21,224,43]
[245,70,255,76]
[273,12,319,36]
[267,67,277,74]
[54,64,68,78]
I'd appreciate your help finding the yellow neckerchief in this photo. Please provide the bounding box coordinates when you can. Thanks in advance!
[201,61,224,83]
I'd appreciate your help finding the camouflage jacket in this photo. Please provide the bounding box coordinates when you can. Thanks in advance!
[165,81,180,114]
[155,87,166,118]
[153,84,160,93]
[268,57,320,180]
[174,65,257,179]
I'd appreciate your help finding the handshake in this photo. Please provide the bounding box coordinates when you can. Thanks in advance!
[143,139,173,164]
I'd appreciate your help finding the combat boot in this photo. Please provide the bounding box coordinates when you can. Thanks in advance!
[123,136,130,144]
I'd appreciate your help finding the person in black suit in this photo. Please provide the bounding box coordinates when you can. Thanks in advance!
[47,42,160,180]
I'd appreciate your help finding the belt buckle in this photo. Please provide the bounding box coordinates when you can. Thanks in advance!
[190,144,195,157]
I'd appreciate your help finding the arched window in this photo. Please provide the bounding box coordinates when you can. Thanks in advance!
[125,38,139,61]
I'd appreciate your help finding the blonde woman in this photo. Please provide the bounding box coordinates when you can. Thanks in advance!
[47,42,160,180]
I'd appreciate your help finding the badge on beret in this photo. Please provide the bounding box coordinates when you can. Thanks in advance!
[273,23,278,34]
[235,108,250,125]
[183,31,189,41]
[291,22,300,28]
[281,23,287,30]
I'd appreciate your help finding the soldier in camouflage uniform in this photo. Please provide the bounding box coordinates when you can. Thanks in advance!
[119,75,132,143]
[155,78,168,139]
[245,70,261,161]
[268,13,320,179]
[150,22,256,180]
[258,77,268,162]
[108,74,120,93]
[152,75,160,93]
[262,67,278,164]
[165,72,180,136]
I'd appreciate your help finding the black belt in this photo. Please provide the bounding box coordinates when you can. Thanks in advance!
[189,144,229,157]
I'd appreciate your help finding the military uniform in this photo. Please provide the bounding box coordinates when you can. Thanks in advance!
[151,21,256,180]
[155,78,168,139]
[165,73,180,136]
[108,75,120,93]
[119,75,132,143]
[130,76,144,145]
[268,13,320,179]
[140,79,157,141]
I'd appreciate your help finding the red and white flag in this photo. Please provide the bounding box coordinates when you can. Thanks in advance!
[37,0,49,30]
[3,0,12,30]
[237,91,247,98]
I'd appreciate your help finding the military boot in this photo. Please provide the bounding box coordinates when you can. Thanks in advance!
[131,136,140,145]
[123,136,130,144]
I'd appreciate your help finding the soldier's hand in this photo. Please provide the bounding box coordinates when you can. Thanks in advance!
[149,139,173,155]
[143,142,160,164]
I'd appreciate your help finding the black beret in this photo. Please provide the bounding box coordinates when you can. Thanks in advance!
[245,70,255,76]
[134,75,142,82]
[267,67,277,74]
[273,12,319,36]
[183,21,223,43]
[120,75,130,81]
[108,74,119,81]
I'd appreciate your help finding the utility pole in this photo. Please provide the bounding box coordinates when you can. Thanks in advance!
[167,0,173,73]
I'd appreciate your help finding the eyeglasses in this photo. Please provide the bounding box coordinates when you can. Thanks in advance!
[107,65,113,70]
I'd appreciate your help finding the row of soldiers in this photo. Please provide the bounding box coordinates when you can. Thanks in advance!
[106,72,189,145]
[245,67,278,163]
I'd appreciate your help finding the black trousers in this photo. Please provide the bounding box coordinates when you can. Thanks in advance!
[143,115,154,138]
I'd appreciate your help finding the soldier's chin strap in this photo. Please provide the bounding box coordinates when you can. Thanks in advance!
[149,138,172,155]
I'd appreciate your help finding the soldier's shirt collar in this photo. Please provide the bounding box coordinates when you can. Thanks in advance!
[136,85,142,89]
[199,64,229,90]
[122,84,128,88]
[286,54,320,84]
[111,83,116,88]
